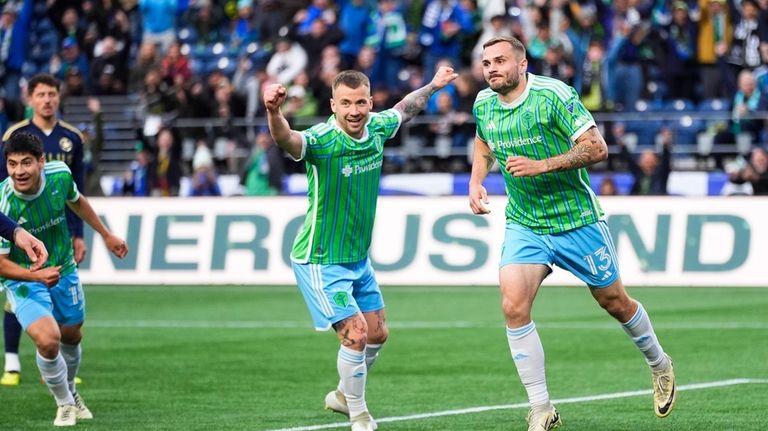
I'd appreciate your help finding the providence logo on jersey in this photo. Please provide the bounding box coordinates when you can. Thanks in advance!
[487,135,543,152]
[342,160,383,177]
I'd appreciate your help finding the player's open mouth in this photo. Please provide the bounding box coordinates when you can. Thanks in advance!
[348,118,362,126]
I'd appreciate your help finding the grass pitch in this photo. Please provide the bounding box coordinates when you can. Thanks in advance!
[0,285,766,430]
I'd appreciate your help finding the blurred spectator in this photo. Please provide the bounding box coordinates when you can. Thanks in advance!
[266,37,307,85]
[419,0,474,84]
[160,41,192,86]
[229,0,259,48]
[337,0,371,68]
[291,15,344,68]
[472,14,512,59]
[117,141,152,196]
[727,147,768,194]
[0,0,32,102]
[713,69,767,164]
[655,1,698,101]
[606,16,652,111]
[140,67,174,115]
[619,127,673,195]
[428,90,470,172]
[724,0,762,96]
[233,62,272,118]
[241,128,283,196]
[580,40,607,111]
[282,83,318,121]
[253,0,294,44]
[150,126,183,196]
[697,0,733,99]
[139,0,179,53]
[539,44,573,85]
[62,67,88,98]
[185,0,225,46]
[51,37,91,86]
[366,0,408,91]
[566,3,606,96]
[294,0,336,35]
[47,5,87,48]
[90,36,128,94]
[189,141,221,196]
[130,42,160,92]
[599,176,619,196]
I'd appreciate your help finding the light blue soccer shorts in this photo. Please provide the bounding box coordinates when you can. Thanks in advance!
[500,220,620,288]
[4,271,85,329]
[292,258,385,331]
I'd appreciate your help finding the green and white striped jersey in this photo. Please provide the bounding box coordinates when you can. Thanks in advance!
[0,161,79,278]
[292,109,402,264]
[473,73,603,234]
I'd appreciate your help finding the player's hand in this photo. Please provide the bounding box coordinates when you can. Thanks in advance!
[263,84,287,113]
[13,228,49,271]
[104,234,128,259]
[37,266,61,288]
[469,183,491,215]
[506,156,545,177]
[72,236,87,264]
[430,66,459,90]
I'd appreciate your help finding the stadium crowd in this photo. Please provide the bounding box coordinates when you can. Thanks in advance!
[0,0,767,195]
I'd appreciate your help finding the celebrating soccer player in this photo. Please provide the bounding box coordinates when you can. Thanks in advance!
[469,36,676,430]
[264,66,457,431]
[0,132,128,427]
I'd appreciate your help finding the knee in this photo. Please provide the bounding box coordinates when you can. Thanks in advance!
[35,333,61,359]
[60,327,83,345]
[597,293,635,320]
[369,326,389,345]
[334,316,368,351]
[501,296,531,327]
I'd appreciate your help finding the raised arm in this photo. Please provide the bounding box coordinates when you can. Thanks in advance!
[469,136,495,215]
[263,84,304,160]
[393,66,458,123]
[505,126,608,177]
[67,195,128,259]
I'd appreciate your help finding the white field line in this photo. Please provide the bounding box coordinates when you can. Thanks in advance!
[262,378,768,431]
[85,320,768,330]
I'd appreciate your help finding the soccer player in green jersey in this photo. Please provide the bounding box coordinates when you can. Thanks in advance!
[469,37,676,430]
[264,66,457,431]
[0,132,128,427]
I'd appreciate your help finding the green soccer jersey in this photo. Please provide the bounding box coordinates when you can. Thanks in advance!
[473,73,603,234]
[292,109,402,264]
[0,161,79,278]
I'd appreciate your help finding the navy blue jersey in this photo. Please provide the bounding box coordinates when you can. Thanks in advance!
[1,119,85,238]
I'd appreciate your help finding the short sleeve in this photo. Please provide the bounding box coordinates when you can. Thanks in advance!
[553,87,597,143]
[373,109,403,140]
[298,121,336,163]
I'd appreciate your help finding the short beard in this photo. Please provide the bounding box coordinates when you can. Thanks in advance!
[490,71,521,95]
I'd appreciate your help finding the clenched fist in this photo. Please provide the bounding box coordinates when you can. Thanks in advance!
[263,84,287,113]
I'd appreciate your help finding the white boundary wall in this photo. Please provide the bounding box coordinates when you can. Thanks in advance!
[79,197,766,287]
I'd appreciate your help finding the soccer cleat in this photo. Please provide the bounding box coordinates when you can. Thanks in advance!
[73,392,93,420]
[324,389,350,417]
[526,404,562,431]
[350,411,377,431]
[652,354,676,418]
[54,404,77,427]
[0,371,20,386]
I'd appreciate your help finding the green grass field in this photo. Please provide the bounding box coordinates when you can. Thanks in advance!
[0,285,766,430]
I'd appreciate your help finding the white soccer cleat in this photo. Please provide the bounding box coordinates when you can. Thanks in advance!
[324,389,350,417]
[73,392,93,420]
[350,411,377,431]
[652,353,676,418]
[54,404,77,427]
[526,403,561,431]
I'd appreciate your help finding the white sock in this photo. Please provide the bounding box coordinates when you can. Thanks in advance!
[338,343,383,392]
[36,351,74,406]
[507,322,550,407]
[4,352,20,372]
[59,343,81,395]
[622,301,669,371]
[337,345,367,417]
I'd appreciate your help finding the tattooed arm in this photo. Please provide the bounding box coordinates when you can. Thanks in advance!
[505,126,608,177]
[393,66,458,123]
[469,136,495,215]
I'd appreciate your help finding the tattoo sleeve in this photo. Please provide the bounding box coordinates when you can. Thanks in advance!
[393,83,437,122]
[544,126,608,172]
